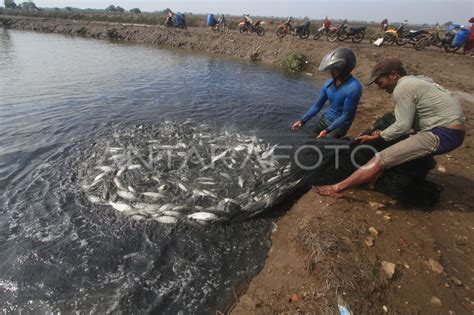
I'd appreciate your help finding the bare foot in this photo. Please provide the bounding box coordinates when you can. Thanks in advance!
[313,185,343,197]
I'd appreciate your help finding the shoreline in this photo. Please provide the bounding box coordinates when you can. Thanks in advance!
[2,15,474,314]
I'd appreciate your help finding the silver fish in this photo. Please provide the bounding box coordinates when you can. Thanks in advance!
[187,212,218,221]
[113,177,127,191]
[109,201,134,213]
[142,192,165,200]
[117,190,137,201]
[153,216,177,224]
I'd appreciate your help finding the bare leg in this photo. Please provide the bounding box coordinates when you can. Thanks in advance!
[314,156,385,197]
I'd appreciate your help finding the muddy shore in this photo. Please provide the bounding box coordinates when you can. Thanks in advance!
[2,15,474,314]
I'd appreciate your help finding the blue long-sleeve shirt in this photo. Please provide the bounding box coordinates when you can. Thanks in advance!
[300,76,362,132]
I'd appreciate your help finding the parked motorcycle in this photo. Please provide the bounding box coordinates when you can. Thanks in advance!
[327,20,366,43]
[276,17,294,38]
[313,24,337,40]
[397,28,429,46]
[414,25,444,51]
[239,18,265,36]
[443,26,471,53]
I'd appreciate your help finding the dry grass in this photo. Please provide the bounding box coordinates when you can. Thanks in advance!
[298,213,385,314]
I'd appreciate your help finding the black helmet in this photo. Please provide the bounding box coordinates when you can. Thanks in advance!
[318,47,356,76]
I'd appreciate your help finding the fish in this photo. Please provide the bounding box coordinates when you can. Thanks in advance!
[81,121,301,224]
[113,177,128,191]
[187,212,219,221]
[95,166,114,173]
[94,172,108,182]
[116,166,127,177]
[142,192,165,200]
[117,190,137,201]
[177,183,188,192]
[153,216,178,224]
[127,164,142,170]
[86,195,103,204]
[109,201,134,213]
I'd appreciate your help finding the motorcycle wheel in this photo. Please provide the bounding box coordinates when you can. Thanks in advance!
[352,32,364,43]
[369,33,381,44]
[396,36,408,46]
[384,33,396,45]
[257,27,265,36]
[299,30,310,39]
[415,37,429,51]
[276,27,287,38]
[337,32,348,41]
[239,26,246,34]
[444,44,460,53]
[313,31,322,40]
[327,30,338,42]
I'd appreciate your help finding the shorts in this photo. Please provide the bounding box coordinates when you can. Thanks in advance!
[377,128,465,169]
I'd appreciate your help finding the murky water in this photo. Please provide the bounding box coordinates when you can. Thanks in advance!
[0,29,322,313]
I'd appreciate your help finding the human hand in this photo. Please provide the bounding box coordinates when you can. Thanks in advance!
[317,130,328,138]
[291,120,303,130]
[356,133,380,143]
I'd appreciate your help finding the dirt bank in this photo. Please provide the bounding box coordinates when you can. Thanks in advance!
[2,15,473,314]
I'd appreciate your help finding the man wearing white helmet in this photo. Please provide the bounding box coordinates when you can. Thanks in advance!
[292,47,362,138]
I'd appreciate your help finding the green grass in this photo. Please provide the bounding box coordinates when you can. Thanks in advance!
[282,53,308,74]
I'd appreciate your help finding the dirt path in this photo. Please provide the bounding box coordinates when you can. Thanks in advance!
[2,15,474,314]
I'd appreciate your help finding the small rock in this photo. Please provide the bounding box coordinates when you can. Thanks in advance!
[369,201,385,210]
[382,305,388,312]
[383,214,391,222]
[365,236,375,247]
[381,261,396,279]
[430,296,442,307]
[437,165,447,173]
[450,277,463,286]
[375,210,383,215]
[426,258,444,274]
[369,227,379,237]
[291,294,300,302]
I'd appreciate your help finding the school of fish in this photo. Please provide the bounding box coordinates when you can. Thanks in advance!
[79,121,303,225]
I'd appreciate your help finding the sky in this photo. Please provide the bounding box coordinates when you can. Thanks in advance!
[29,0,473,24]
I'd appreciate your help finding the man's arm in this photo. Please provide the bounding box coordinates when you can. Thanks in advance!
[379,88,416,141]
[300,87,328,123]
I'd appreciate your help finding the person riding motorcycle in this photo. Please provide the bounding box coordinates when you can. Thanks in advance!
[292,48,362,138]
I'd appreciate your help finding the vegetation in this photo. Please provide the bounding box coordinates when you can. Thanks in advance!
[4,0,17,9]
[105,5,124,13]
[129,8,141,14]
[282,53,308,74]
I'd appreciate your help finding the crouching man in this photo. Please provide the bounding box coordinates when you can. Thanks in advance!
[314,58,465,196]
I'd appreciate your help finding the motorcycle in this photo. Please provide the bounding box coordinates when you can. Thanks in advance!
[414,25,444,51]
[443,26,471,53]
[327,20,366,43]
[397,28,429,46]
[276,17,294,38]
[313,24,337,40]
[239,18,265,36]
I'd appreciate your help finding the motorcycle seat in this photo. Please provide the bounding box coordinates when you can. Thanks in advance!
[350,26,366,32]
[409,30,427,36]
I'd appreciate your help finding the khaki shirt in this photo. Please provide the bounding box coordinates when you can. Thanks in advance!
[380,75,465,141]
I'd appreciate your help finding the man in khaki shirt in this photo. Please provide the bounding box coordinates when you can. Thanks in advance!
[315,58,465,197]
